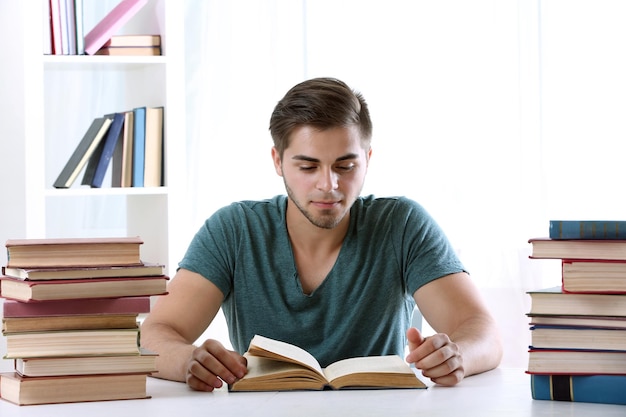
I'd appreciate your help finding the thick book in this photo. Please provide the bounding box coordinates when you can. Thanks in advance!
[0,275,168,302]
[528,237,626,261]
[561,259,626,293]
[90,112,125,188]
[112,110,134,187]
[2,296,151,318]
[530,373,626,406]
[83,0,149,55]
[14,349,157,377]
[3,313,138,333]
[80,121,109,186]
[527,286,626,317]
[2,262,164,281]
[229,335,426,391]
[53,117,112,188]
[132,106,146,187]
[4,328,140,358]
[528,314,626,329]
[0,372,149,405]
[95,46,161,56]
[5,236,143,268]
[529,325,626,351]
[549,220,626,240]
[143,106,164,187]
[103,34,161,47]
[527,349,626,374]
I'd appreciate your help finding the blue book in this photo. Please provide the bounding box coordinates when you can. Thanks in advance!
[90,112,125,188]
[531,374,626,405]
[132,107,146,187]
[549,220,626,239]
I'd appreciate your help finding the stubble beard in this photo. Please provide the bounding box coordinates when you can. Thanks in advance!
[284,181,347,230]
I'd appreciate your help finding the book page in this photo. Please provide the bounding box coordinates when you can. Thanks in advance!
[323,355,415,383]
[248,335,324,376]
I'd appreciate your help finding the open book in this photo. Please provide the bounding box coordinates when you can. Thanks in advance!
[229,335,426,391]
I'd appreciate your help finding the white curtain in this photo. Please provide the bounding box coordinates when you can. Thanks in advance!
[183,0,626,368]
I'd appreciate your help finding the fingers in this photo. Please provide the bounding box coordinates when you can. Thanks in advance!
[186,339,248,391]
[406,331,465,386]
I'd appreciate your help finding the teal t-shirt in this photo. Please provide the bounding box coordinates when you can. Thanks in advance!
[179,195,465,367]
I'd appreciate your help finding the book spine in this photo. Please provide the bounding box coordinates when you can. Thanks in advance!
[549,220,626,239]
[530,374,626,405]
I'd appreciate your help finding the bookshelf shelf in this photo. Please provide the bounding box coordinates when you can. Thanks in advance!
[0,1,187,275]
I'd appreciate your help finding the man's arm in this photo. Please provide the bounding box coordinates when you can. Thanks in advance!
[406,272,502,386]
[140,268,247,391]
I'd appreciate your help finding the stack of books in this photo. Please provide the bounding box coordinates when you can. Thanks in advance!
[526,220,626,406]
[0,237,168,406]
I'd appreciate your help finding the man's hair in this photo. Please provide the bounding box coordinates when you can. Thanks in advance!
[269,77,373,158]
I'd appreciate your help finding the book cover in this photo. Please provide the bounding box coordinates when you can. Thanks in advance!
[2,262,164,280]
[562,259,626,294]
[53,117,112,189]
[527,286,626,317]
[528,314,626,329]
[83,0,149,55]
[42,0,53,54]
[549,220,626,240]
[95,46,161,56]
[230,335,426,391]
[531,374,626,405]
[2,296,150,318]
[50,0,63,54]
[0,275,168,302]
[90,112,125,188]
[0,372,149,405]
[111,110,134,187]
[3,313,139,333]
[103,34,161,47]
[74,0,85,55]
[527,349,626,374]
[132,106,146,187]
[529,325,626,351]
[143,106,164,187]
[528,238,626,261]
[5,236,143,268]
[80,126,108,186]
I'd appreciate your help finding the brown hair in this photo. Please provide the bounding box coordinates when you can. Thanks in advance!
[269,77,373,158]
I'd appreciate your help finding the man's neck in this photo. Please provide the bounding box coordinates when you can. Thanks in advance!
[285,203,349,255]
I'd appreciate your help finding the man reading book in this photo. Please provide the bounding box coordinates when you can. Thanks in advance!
[141,77,503,391]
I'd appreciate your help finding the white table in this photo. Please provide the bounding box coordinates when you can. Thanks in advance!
[0,368,623,416]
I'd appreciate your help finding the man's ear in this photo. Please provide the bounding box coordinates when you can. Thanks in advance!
[271,147,283,176]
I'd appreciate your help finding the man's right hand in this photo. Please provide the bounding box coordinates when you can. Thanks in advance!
[186,339,248,391]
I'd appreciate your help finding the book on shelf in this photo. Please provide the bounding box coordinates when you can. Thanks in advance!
[5,236,143,268]
[83,0,150,55]
[144,106,164,187]
[42,0,52,54]
[549,220,626,240]
[4,328,141,358]
[528,314,626,329]
[0,275,168,302]
[49,0,63,54]
[527,286,626,317]
[103,34,161,47]
[63,0,77,55]
[14,348,157,377]
[52,116,112,189]
[88,112,126,188]
[2,296,151,318]
[527,349,626,375]
[229,334,426,392]
[111,110,134,187]
[530,373,626,406]
[528,237,626,261]
[80,120,109,186]
[2,313,138,333]
[529,325,626,351]
[74,0,85,55]
[132,106,146,187]
[95,46,161,56]
[561,259,626,293]
[2,261,164,281]
[0,372,150,405]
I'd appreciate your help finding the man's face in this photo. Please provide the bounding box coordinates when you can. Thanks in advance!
[272,125,371,230]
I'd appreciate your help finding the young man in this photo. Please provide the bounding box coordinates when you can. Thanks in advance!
[140,77,502,391]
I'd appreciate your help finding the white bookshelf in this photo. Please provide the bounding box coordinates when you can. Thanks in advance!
[0,0,188,276]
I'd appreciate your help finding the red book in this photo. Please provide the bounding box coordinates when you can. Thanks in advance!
[0,275,168,302]
[84,0,150,55]
[2,297,151,317]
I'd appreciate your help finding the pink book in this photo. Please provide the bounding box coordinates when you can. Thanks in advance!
[84,0,149,55]
[2,297,151,317]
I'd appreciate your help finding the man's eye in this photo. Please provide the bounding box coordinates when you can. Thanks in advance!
[299,166,316,171]
[336,165,355,172]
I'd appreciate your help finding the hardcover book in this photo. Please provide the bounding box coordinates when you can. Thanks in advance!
[103,34,161,47]
[2,296,151,318]
[0,372,150,405]
[132,106,146,187]
[90,112,126,188]
[2,262,164,281]
[549,220,626,240]
[527,349,626,374]
[229,335,426,391]
[528,238,626,261]
[529,325,626,351]
[528,314,626,329]
[531,374,626,405]
[561,259,626,293]
[5,236,143,268]
[143,106,164,187]
[527,286,626,317]
[95,46,161,56]
[3,313,139,333]
[0,275,168,302]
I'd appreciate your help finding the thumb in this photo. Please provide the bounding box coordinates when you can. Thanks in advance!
[406,327,425,352]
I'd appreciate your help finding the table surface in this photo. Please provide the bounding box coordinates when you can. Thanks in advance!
[0,367,624,416]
